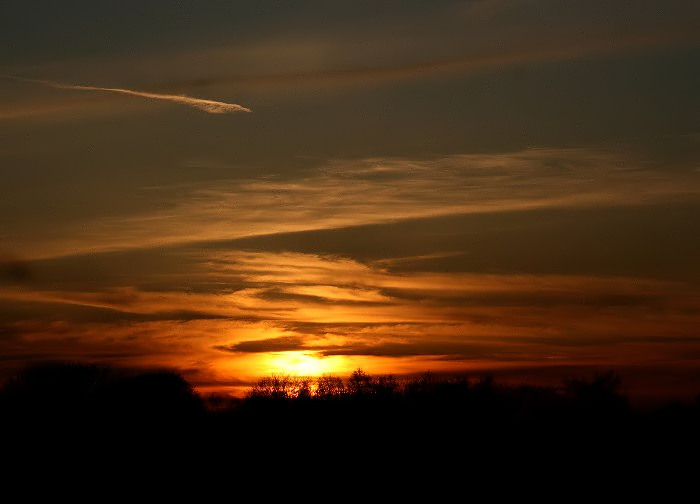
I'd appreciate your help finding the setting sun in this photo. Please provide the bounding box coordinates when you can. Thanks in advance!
[266,352,332,376]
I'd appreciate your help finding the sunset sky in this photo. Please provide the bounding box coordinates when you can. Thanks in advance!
[1,1,699,403]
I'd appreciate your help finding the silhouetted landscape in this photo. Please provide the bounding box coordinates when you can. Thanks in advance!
[3,362,699,472]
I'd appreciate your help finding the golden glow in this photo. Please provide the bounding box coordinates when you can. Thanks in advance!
[4,249,700,400]
[265,351,333,376]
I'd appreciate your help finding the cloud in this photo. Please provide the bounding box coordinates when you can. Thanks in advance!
[318,341,508,359]
[216,335,505,360]
[7,249,698,341]
[4,2,695,120]
[149,4,698,95]
[204,26,697,91]
[0,74,251,114]
[215,336,307,354]
[183,250,700,362]
[0,286,268,321]
[0,254,30,283]
[20,147,700,260]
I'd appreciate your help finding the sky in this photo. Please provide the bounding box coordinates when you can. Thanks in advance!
[1,1,699,403]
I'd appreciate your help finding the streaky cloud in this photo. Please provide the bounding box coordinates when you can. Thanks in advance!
[215,336,307,354]
[160,20,699,92]
[0,74,251,114]
[17,147,700,261]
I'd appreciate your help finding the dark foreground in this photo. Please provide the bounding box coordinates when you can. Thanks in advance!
[2,363,699,484]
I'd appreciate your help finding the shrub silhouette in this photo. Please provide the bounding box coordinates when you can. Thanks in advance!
[564,370,628,415]
[96,370,204,425]
[247,374,313,400]
[0,362,203,430]
[1,362,109,422]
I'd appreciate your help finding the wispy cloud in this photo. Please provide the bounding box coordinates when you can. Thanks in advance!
[7,249,693,339]
[0,74,251,114]
[26,147,698,259]
[207,26,698,91]
[5,247,697,312]
[146,5,698,95]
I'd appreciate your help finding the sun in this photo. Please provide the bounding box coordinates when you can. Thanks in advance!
[267,351,329,376]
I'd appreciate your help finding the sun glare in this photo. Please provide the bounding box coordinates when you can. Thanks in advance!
[267,351,329,376]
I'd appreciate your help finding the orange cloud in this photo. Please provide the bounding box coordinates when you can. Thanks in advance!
[2,249,699,396]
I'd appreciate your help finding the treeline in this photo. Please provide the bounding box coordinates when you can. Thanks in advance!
[2,362,700,459]
[2,362,698,420]
[246,368,628,408]
[237,369,634,435]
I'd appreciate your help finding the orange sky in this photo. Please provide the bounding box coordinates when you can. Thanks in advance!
[1,1,699,405]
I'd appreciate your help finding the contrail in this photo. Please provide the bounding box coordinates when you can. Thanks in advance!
[0,74,251,114]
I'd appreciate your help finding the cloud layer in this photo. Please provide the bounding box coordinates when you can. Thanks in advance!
[2,250,699,388]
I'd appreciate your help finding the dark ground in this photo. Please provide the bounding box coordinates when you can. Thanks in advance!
[2,363,698,487]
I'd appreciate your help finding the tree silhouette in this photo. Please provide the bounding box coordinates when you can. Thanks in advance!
[565,370,628,414]
[1,362,108,422]
[346,368,373,397]
[315,375,345,399]
[0,362,203,430]
[96,370,204,425]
